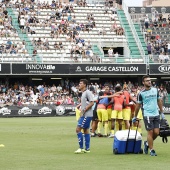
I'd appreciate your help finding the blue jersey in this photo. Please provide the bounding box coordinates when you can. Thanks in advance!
[137,87,160,117]
[99,97,109,105]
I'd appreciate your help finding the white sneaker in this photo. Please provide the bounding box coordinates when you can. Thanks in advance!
[108,134,114,138]
[74,148,85,154]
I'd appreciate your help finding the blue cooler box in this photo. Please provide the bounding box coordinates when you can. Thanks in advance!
[113,130,142,154]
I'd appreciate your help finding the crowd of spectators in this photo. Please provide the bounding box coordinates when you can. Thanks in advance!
[143,10,170,63]
[9,0,101,62]
[0,3,23,55]
[0,79,169,107]
[0,0,125,62]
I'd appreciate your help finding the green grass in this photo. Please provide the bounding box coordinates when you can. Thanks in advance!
[0,116,170,170]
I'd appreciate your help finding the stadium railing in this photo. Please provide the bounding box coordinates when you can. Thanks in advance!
[122,1,146,62]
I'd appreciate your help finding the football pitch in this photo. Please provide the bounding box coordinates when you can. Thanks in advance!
[0,116,170,170]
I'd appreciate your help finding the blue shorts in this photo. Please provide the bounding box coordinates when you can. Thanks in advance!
[77,117,92,129]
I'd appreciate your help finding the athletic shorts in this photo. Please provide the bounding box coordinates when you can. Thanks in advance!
[92,110,98,121]
[143,115,160,131]
[75,108,81,121]
[137,109,143,120]
[107,108,112,120]
[122,108,131,120]
[77,117,92,129]
[97,109,108,122]
[111,110,123,119]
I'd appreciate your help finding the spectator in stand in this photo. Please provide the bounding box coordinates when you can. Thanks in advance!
[147,43,152,60]
[168,42,170,55]
[110,13,116,21]
[110,6,117,14]
[144,16,149,29]
[98,26,106,36]
[110,21,117,32]
[167,14,170,25]
[104,5,109,14]
[154,43,160,55]
[108,48,113,57]
[20,17,25,32]
[164,53,169,63]
[114,52,119,57]
[32,49,37,61]
[159,86,167,105]
[158,52,165,63]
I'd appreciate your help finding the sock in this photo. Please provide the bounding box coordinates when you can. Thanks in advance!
[138,127,142,134]
[77,132,83,149]
[97,122,102,134]
[146,141,148,146]
[132,126,137,130]
[108,121,111,134]
[84,134,90,150]
[122,121,125,130]
[115,121,119,131]
[104,123,108,136]
[111,130,115,135]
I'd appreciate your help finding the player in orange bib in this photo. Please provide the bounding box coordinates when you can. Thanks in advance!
[123,87,136,130]
[108,85,126,138]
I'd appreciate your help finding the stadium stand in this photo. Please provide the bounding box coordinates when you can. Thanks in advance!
[3,0,128,64]
[0,3,30,62]
[140,11,170,63]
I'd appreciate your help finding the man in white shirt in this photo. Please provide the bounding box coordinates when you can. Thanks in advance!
[164,54,169,63]
[20,17,25,30]
[144,16,149,29]
[168,42,170,54]
[108,48,113,57]
[114,52,119,57]
[159,53,165,63]
[57,84,62,92]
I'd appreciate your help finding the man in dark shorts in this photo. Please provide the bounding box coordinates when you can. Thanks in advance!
[91,90,98,137]
[74,79,94,153]
[133,75,165,156]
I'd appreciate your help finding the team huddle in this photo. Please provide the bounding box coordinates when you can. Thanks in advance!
[74,76,165,156]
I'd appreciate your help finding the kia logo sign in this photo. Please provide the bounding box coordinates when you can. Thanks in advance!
[158,65,170,73]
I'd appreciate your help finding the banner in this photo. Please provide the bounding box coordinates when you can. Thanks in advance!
[149,64,170,75]
[128,7,170,14]
[12,64,69,74]
[0,104,169,117]
[12,64,147,75]
[0,63,10,74]
[0,105,76,117]
[163,103,170,114]
[69,64,147,75]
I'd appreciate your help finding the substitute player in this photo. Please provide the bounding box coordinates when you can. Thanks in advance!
[108,85,126,138]
[133,75,165,156]
[97,91,109,137]
[123,87,136,129]
[74,79,94,154]
[91,90,99,137]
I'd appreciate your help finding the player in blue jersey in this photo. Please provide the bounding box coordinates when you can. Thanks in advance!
[132,75,165,156]
[74,79,94,154]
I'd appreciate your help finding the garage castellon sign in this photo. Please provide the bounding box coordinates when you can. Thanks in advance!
[12,64,147,75]
[70,64,147,75]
